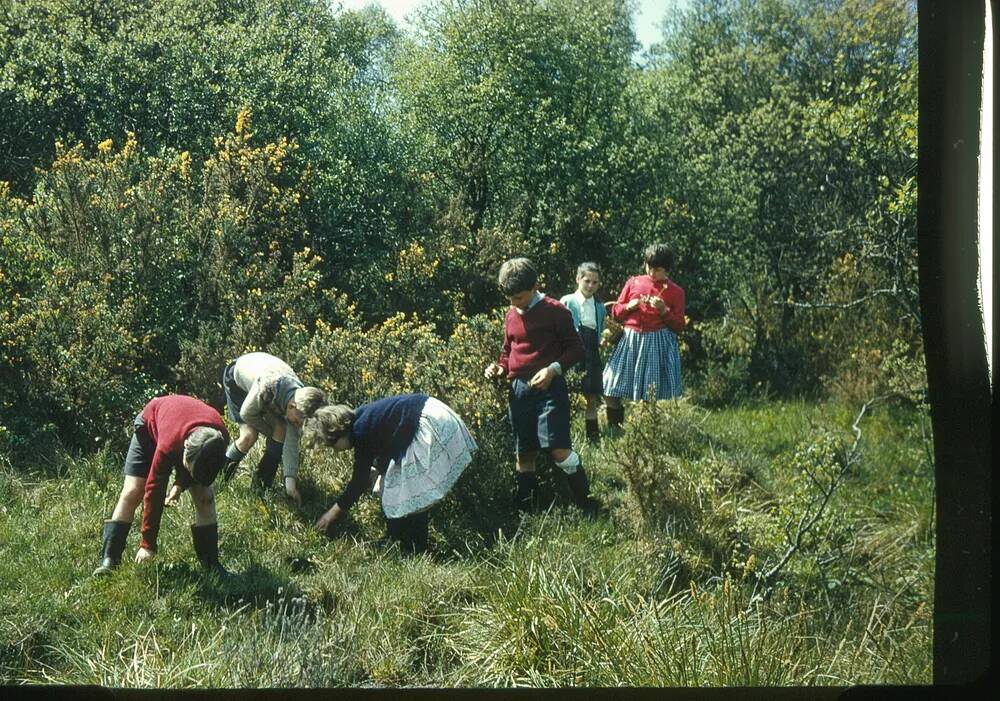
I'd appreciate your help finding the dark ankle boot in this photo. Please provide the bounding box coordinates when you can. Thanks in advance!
[190,523,229,577]
[585,418,600,444]
[513,471,538,514]
[383,512,429,555]
[221,440,246,481]
[93,520,131,576]
[252,438,283,490]
[606,406,625,435]
[402,512,429,555]
[566,466,599,518]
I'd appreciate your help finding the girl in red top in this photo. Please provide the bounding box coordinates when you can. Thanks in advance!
[602,243,686,428]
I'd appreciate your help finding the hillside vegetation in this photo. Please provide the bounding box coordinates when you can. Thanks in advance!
[0,0,928,688]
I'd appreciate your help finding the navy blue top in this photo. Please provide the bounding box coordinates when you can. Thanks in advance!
[335,393,430,512]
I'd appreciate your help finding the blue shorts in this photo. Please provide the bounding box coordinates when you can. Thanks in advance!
[507,375,572,455]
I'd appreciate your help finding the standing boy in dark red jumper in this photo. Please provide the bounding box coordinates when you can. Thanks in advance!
[93,394,230,576]
[484,257,598,516]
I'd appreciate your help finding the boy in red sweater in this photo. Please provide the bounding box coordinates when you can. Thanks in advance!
[484,257,598,517]
[93,395,230,576]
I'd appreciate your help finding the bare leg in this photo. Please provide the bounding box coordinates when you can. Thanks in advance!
[110,475,147,522]
[189,483,218,526]
[235,424,258,454]
[516,451,537,473]
[550,447,572,463]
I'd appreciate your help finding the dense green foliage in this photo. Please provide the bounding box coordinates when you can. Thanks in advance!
[1,0,920,452]
[0,0,928,688]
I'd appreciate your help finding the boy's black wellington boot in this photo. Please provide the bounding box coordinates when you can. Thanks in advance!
[93,520,131,576]
[191,523,230,578]
[567,466,600,519]
[222,457,243,482]
[513,471,539,515]
[252,438,283,491]
[585,418,600,444]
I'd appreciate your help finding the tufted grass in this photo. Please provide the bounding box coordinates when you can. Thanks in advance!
[0,398,933,687]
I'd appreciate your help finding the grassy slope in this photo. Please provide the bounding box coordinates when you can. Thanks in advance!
[0,398,934,687]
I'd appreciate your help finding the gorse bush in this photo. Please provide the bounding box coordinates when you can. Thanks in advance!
[1,0,922,456]
[608,398,877,603]
[0,113,325,452]
[272,301,515,543]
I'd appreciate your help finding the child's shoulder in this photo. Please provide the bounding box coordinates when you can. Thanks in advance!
[558,292,575,306]
[542,295,572,312]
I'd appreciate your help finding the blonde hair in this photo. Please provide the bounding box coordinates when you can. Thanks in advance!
[293,386,327,417]
[305,404,355,448]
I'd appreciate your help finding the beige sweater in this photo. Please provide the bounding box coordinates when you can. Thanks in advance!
[232,352,303,479]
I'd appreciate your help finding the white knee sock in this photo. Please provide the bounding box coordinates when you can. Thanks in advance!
[554,451,581,475]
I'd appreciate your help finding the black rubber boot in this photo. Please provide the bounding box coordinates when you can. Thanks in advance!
[93,520,131,576]
[606,406,625,436]
[585,418,600,444]
[252,438,283,490]
[190,523,230,577]
[386,512,429,555]
[404,511,429,555]
[513,471,538,515]
[566,466,599,518]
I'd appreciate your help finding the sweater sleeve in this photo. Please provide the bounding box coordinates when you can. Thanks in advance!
[612,278,635,320]
[281,423,301,479]
[554,304,585,371]
[664,285,686,333]
[139,449,173,551]
[240,377,278,437]
[335,449,373,513]
[497,322,512,372]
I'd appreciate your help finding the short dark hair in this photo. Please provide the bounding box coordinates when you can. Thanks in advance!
[498,257,538,296]
[643,243,674,271]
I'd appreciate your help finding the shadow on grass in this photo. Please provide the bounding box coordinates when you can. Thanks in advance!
[154,560,294,608]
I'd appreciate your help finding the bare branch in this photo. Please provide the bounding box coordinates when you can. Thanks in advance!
[779,287,900,310]
[749,394,893,608]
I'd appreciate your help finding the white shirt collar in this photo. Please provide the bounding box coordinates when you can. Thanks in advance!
[515,291,545,315]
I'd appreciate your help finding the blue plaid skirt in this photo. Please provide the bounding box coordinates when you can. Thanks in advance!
[602,327,683,401]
